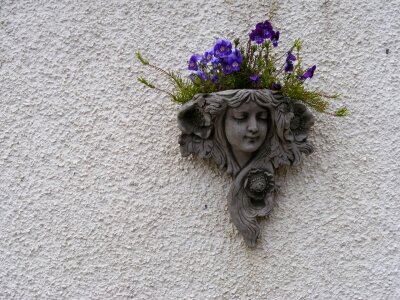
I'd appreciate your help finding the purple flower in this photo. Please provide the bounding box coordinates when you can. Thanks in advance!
[284,62,294,73]
[287,51,296,62]
[211,57,220,69]
[298,65,316,81]
[196,70,208,81]
[221,48,242,73]
[249,25,265,44]
[284,51,296,73]
[188,54,203,71]
[271,31,280,47]
[213,39,232,58]
[227,49,243,70]
[234,48,243,59]
[203,49,214,63]
[261,20,274,36]
[271,82,282,90]
[249,20,274,44]
[222,63,233,74]
[250,74,260,82]
[211,74,218,83]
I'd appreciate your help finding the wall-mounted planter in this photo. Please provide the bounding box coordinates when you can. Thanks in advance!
[137,19,347,247]
[178,89,315,247]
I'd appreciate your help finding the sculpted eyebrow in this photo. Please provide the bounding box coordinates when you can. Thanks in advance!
[233,109,267,114]
[232,110,247,115]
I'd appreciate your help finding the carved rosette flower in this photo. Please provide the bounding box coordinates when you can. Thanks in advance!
[177,100,212,139]
[244,169,275,200]
[177,98,215,159]
[290,102,315,142]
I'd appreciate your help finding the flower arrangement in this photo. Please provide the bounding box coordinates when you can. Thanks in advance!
[137,20,348,116]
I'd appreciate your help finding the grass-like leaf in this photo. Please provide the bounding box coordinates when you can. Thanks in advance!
[136,52,149,65]
[137,76,155,88]
[335,107,349,117]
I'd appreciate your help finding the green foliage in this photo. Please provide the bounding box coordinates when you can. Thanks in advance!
[234,38,240,48]
[137,76,155,89]
[136,51,149,65]
[281,76,329,112]
[168,72,206,103]
[335,107,349,117]
[292,38,302,52]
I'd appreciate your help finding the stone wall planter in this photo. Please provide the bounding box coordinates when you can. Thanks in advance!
[178,89,315,247]
[137,19,347,247]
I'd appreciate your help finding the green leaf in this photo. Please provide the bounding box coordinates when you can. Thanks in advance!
[137,76,155,88]
[335,107,349,117]
[293,39,302,52]
[135,51,149,65]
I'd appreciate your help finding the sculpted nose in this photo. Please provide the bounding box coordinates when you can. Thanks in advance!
[247,116,259,134]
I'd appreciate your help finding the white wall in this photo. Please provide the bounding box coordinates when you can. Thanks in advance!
[1,0,399,299]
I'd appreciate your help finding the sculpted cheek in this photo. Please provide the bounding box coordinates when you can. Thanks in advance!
[259,122,268,138]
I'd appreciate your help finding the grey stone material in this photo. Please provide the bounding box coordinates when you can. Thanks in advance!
[178,89,315,247]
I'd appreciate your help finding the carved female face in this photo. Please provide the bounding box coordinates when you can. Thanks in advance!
[224,100,268,157]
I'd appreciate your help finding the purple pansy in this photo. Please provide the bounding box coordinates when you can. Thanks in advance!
[271,31,280,47]
[213,39,232,58]
[222,63,233,74]
[261,20,274,38]
[203,49,214,63]
[228,49,243,70]
[250,74,260,82]
[249,20,275,44]
[284,62,294,73]
[284,51,297,73]
[221,48,243,73]
[271,82,282,90]
[211,57,220,69]
[249,24,265,44]
[287,51,296,62]
[298,65,316,81]
[188,54,203,71]
[196,70,208,81]
[211,74,218,83]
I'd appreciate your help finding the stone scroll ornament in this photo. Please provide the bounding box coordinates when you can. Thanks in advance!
[136,20,348,247]
[177,89,314,247]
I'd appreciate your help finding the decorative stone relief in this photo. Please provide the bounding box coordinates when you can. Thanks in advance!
[178,89,315,247]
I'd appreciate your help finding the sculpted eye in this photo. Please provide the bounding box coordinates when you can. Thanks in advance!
[257,112,268,120]
[233,113,247,120]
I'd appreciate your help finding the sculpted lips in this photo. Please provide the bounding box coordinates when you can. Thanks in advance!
[244,135,260,143]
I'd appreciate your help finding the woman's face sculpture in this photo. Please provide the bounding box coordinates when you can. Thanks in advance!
[224,100,268,165]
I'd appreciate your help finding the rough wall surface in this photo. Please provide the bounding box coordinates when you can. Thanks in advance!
[1,0,399,299]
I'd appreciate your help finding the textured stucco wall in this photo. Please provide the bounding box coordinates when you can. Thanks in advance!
[1,0,399,299]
